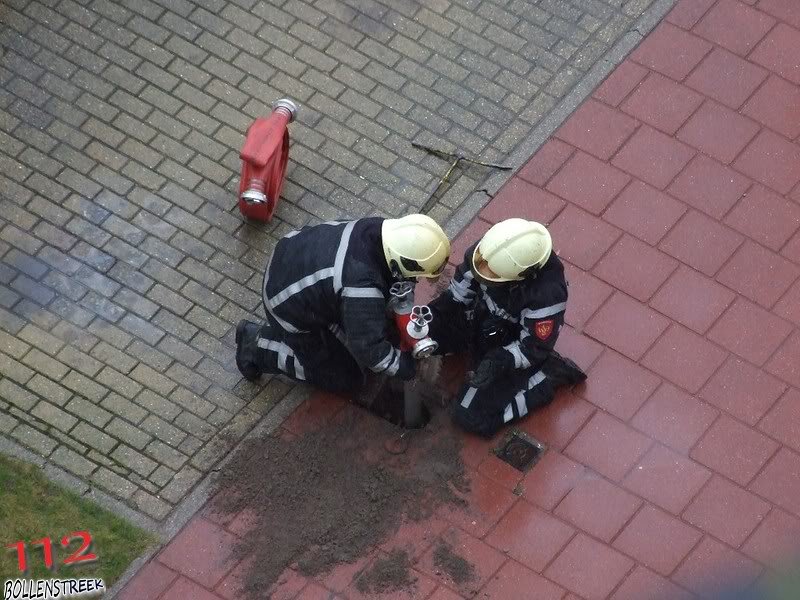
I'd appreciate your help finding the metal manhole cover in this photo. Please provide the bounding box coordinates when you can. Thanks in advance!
[495,431,546,472]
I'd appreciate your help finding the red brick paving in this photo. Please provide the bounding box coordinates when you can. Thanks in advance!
[700,356,786,424]
[484,500,574,571]
[668,154,751,218]
[579,349,660,420]
[554,473,641,542]
[686,48,767,109]
[631,382,718,452]
[613,505,702,576]
[649,265,735,333]
[603,180,687,245]
[621,72,703,135]
[120,2,800,597]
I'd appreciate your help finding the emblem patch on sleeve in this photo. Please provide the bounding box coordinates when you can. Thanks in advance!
[534,319,554,340]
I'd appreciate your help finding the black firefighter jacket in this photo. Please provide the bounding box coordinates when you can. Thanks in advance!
[443,242,568,372]
[262,217,405,376]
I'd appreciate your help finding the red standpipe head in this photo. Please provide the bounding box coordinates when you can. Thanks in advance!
[388,282,438,357]
[238,98,298,222]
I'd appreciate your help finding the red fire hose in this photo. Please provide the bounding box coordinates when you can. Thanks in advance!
[238,98,298,222]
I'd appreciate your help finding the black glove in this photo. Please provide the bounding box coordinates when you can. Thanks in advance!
[396,351,416,381]
[470,348,513,389]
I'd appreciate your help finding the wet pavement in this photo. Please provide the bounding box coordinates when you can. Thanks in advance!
[117,1,800,596]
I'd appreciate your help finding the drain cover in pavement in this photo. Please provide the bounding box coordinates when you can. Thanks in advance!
[495,431,546,472]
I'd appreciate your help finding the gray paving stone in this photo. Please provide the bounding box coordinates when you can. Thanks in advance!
[114,288,159,320]
[27,374,72,406]
[173,410,215,441]
[56,346,104,378]
[170,387,215,418]
[73,422,118,453]
[144,285,192,318]
[128,472,158,494]
[71,242,115,273]
[95,366,143,399]
[141,414,186,446]
[107,262,154,296]
[2,225,44,255]
[105,417,152,450]
[112,443,158,476]
[51,321,98,354]
[125,340,172,371]
[0,378,38,410]
[165,363,211,402]
[158,335,204,368]
[32,401,79,432]
[134,387,180,418]
[51,446,96,477]
[80,292,126,323]
[145,439,187,470]
[0,307,26,335]
[101,393,148,424]
[49,297,94,327]
[66,396,112,427]
[158,464,202,503]
[18,325,64,355]
[132,488,171,519]
[149,464,176,487]
[13,302,60,333]
[12,424,58,456]
[120,313,165,345]
[0,412,18,434]
[74,266,121,298]
[92,467,137,499]
[0,330,30,360]
[50,428,89,456]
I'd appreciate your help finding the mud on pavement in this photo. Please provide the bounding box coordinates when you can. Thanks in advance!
[209,396,475,598]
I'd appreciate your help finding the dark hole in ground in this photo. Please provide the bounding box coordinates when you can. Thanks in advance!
[495,430,546,472]
[360,375,433,429]
[209,386,474,599]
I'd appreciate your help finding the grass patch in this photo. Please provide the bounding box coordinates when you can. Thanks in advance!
[1,454,155,585]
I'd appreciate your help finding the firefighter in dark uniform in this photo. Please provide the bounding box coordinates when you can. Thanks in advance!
[235,214,451,394]
[429,218,586,437]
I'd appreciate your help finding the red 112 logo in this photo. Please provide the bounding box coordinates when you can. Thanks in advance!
[6,531,97,571]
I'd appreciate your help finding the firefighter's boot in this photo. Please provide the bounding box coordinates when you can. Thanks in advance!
[542,351,587,387]
[235,320,262,382]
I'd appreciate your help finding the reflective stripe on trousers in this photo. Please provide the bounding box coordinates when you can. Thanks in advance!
[504,370,546,422]
[257,336,305,380]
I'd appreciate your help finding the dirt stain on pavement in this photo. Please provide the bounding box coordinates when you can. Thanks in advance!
[354,549,416,594]
[209,402,474,597]
[433,540,477,586]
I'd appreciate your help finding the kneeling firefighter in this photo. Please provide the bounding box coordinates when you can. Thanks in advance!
[429,218,587,437]
[235,215,450,394]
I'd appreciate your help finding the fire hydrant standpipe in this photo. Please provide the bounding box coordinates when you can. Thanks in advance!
[238,98,298,222]
[389,282,438,429]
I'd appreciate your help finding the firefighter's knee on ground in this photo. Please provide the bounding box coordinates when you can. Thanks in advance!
[450,403,500,438]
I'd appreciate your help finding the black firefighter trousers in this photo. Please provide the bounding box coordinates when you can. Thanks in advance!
[429,304,574,438]
[253,315,364,395]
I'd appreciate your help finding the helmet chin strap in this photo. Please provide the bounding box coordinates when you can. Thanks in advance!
[519,265,540,280]
[389,260,412,282]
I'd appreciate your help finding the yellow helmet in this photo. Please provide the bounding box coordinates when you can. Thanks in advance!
[382,214,450,278]
[472,219,552,283]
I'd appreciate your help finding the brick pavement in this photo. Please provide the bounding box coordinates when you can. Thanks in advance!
[116,0,800,597]
[0,0,669,525]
